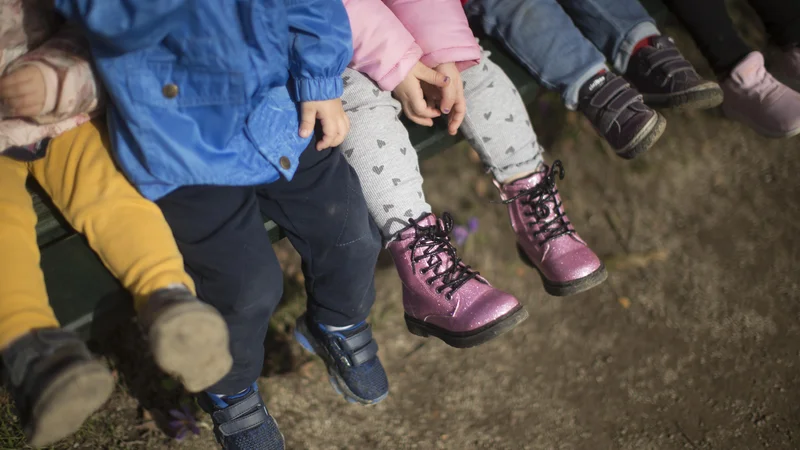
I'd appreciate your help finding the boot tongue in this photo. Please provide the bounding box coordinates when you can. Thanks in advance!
[503,169,548,199]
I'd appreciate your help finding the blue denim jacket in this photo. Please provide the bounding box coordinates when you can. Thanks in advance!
[55,0,353,200]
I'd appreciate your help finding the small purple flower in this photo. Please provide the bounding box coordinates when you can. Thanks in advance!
[467,217,479,233]
[169,404,200,441]
[453,217,479,246]
[452,225,470,246]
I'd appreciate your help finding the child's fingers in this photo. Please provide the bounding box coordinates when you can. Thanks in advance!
[299,103,316,138]
[447,99,467,135]
[327,117,347,148]
[410,96,441,119]
[316,132,333,151]
[439,86,456,115]
[0,70,34,90]
[405,112,434,127]
[416,65,450,88]
[316,116,339,150]
[3,95,41,117]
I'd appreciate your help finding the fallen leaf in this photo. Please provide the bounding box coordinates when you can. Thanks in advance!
[618,297,631,309]
[467,149,481,163]
[515,267,526,277]
[440,434,449,441]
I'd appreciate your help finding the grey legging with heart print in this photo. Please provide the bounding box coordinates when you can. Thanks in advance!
[341,49,545,239]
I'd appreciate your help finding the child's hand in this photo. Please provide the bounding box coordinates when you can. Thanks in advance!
[392,62,450,127]
[0,66,47,118]
[421,62,466,135]
[299,99,350,151]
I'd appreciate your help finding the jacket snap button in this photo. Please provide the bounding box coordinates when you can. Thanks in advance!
[279,156,291,170]
[162,84,179,99]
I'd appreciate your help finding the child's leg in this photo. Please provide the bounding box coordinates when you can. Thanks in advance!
[465,0,608,109]
[28,119,231,392]
[339,69,526,348]
[29,120,193,306]
[339,69,432,238]
[558,0,659,73]
[0,156,111,447]
[465,0,664,158]
[255,139,387,403]
[561,0,723,110]
[459,55,545,183]
[660,0,751,76]
[157,185,285,448]
[0,157,58,349]
[461,56,607,296]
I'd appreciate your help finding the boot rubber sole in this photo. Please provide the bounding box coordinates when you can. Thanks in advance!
[643,83,724,111]
[27,359,114,448]
[722,104,800,139]
[149,302,232,393]
[616,112,667,160]
[404,305,529,349]
[517,245,608,297]
[293,320,388,405]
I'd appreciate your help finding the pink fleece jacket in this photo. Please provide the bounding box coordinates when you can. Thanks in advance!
[0,0,102,152]
[344,0,481,91]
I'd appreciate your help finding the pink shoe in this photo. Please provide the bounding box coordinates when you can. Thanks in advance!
[775,46,800,92]
[496,161,607,296]
[388,213,528,348]
[721,51,800,138]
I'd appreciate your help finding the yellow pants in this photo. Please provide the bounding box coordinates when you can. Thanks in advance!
[0,119,194,349]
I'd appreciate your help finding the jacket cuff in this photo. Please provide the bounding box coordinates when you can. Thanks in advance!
[375,46,423,92]
[292,76,344,102]
[420,46,481,73]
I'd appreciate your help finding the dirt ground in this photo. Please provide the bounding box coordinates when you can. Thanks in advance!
[1,11,799,450]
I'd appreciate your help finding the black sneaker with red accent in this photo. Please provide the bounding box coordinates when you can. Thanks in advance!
[626,35,723,110]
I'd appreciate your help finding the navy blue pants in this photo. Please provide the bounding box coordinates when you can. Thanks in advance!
[157,144,382,394]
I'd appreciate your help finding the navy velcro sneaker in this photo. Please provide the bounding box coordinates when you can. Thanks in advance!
[294,314,389,404]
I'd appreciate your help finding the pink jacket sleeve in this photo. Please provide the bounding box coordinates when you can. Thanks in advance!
[386,0,480,71]
[344,0,424,91]
[5,23,103,125]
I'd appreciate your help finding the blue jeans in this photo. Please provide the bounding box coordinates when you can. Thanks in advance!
[465,0,659,109]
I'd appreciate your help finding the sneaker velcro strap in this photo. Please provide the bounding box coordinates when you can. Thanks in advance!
[661,59,693,76]
[647,48,682,68]
[597,88,643,133]
[350,339,379,366]
[340,325,374,353]
[588,76,629,109]
[606,88,642,113]
[218,407,270,437]
[212,390,262,424]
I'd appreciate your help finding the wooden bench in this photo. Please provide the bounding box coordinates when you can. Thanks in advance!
[36,1,668,338]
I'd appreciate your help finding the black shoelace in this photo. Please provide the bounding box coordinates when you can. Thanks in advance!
[406,213,481,300]
[502,161,574,245]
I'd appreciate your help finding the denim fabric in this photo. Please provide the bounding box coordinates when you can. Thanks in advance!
[55,0,353,200]
[465,0,659,109]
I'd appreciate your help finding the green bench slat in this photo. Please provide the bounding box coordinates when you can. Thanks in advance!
[36,0,668,338]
